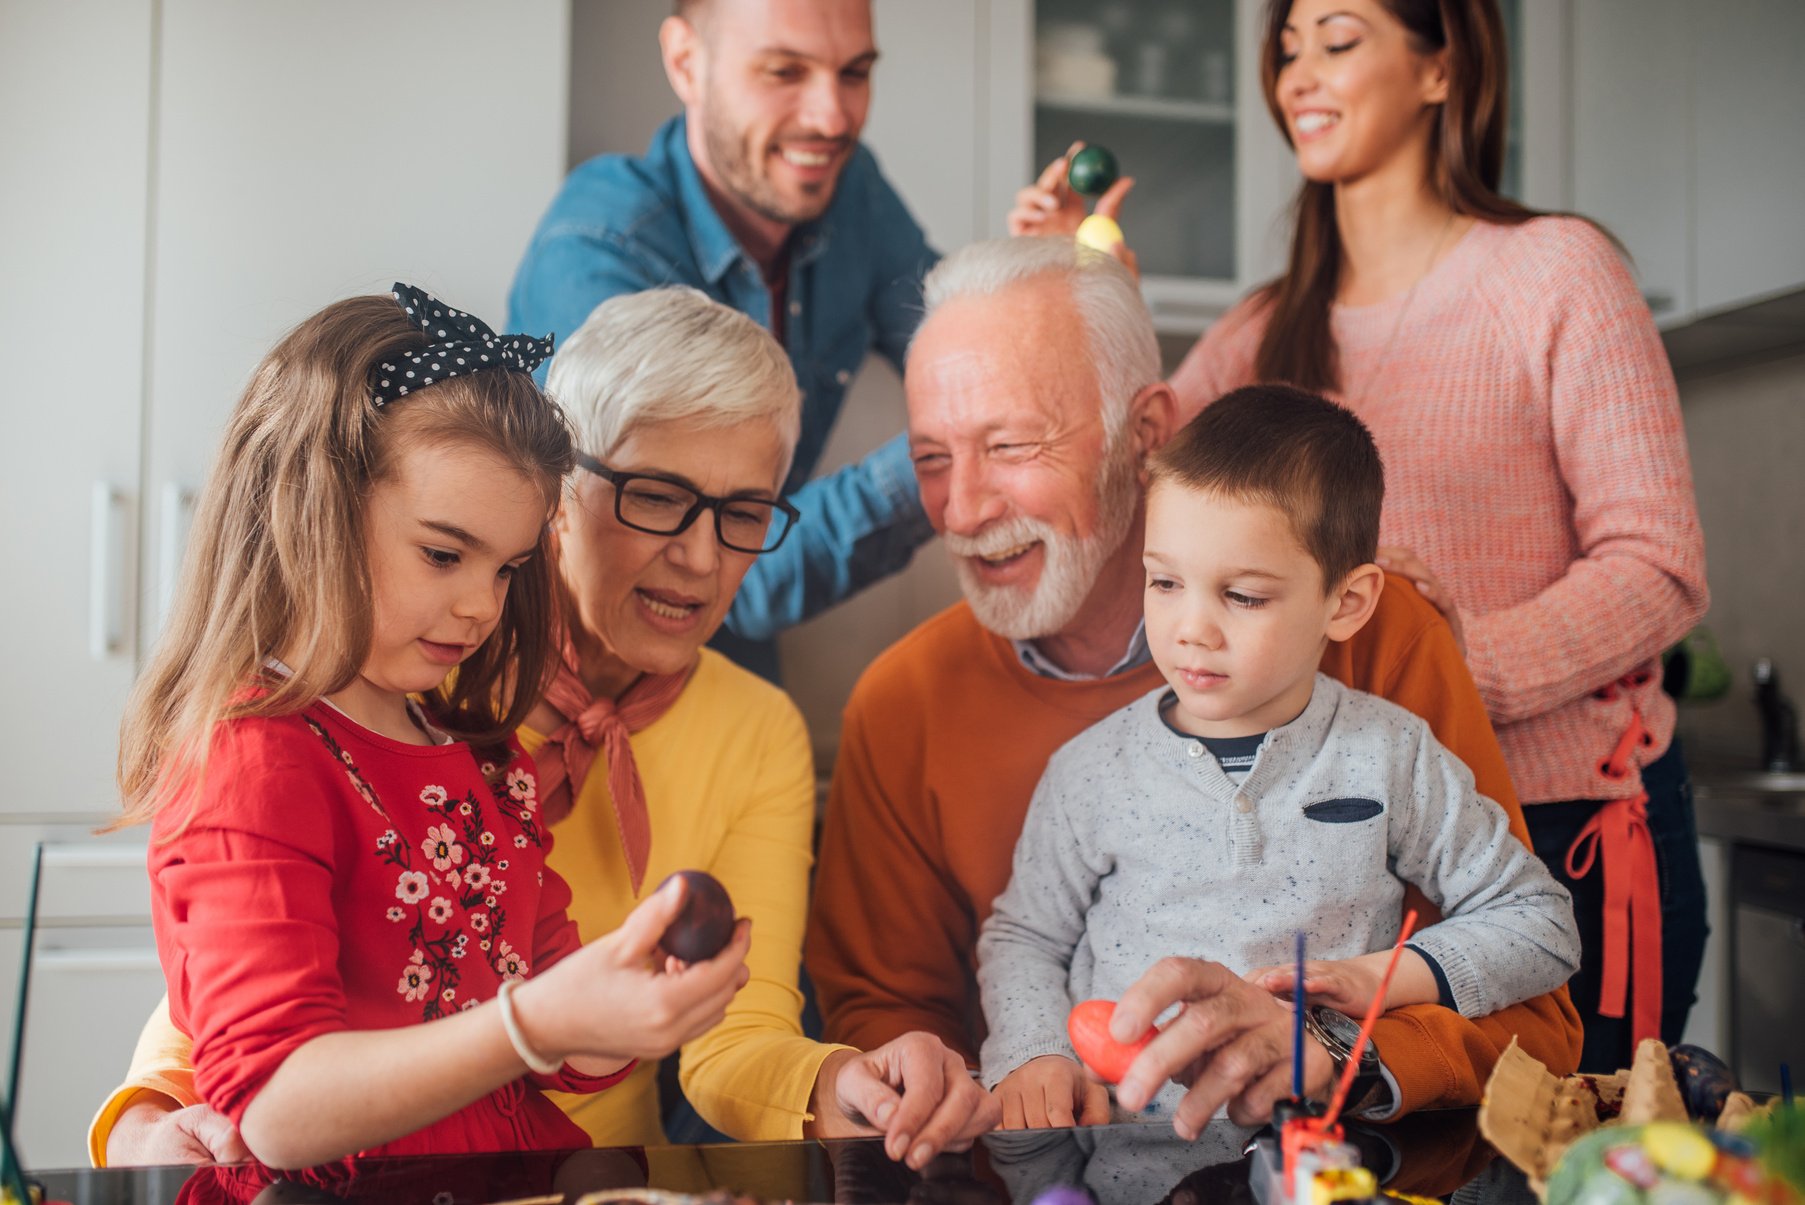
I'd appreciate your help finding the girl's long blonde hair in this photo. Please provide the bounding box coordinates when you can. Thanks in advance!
[116,293,575,829]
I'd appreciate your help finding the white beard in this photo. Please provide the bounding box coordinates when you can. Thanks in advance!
[945,439,1140,641]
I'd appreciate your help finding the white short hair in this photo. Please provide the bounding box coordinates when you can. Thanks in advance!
[545,286,802,471]
[919,237,1159,437]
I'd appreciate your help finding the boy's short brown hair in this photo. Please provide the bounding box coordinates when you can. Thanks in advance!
[1149,384,1384,592]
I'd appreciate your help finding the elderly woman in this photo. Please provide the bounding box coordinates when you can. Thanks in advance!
[92,288,996,1166]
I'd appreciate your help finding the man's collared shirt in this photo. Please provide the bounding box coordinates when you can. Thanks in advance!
[508,116,939,667]
[1013,621,1151,682]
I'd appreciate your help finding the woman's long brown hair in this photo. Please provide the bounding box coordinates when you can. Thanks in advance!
[1252,0,1540,393]
[115,295,575,831]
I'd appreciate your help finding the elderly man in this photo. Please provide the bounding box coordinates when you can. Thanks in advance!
[510,0,936,679]
[805,238,1583,1134]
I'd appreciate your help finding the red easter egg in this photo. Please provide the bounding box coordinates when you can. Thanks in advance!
[1067,999,1156,1084]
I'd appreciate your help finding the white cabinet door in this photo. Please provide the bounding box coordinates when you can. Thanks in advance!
[2,928,165,1173]
[1692,0,1805,315]
[140,0,572,646]
[865,0,989,251]
[0,835,157,1174]
[0,1,153,820]
[1571,0,1693,327]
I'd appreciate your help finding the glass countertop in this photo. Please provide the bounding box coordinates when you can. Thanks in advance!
[28,1109,1531,1205]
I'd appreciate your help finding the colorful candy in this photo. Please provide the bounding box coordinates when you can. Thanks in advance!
[1644,1123,1720,1181]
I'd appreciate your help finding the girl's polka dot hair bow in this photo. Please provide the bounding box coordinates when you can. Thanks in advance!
[369,282,554,406]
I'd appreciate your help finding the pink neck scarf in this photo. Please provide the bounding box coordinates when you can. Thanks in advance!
[533,635,693,895]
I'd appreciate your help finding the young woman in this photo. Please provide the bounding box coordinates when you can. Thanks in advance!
[1016,0,1709,1073]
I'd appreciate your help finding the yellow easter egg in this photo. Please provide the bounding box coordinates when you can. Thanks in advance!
[1642,1122,1717,1181]
[1076,213,1124,253]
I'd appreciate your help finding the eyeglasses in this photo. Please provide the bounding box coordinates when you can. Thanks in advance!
[574,451,800,554]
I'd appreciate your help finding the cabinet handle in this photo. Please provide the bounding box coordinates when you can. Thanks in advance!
[88,482,126,660]
[30,948,160,971]
[1643,290,1675,314]
[158,482,197,630]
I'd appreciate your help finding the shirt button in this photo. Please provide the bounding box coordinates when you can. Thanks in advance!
[1186,742,1204,759]
[788,300,802,316]
[835,369,852,386]
[1236,797,1254,813]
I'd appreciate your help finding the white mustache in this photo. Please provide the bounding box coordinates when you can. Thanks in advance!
[943,517,1050,560]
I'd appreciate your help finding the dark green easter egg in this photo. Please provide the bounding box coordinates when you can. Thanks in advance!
[1068,145,1120,197]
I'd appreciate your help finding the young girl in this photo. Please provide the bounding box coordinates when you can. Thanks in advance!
[118,285,751,1169]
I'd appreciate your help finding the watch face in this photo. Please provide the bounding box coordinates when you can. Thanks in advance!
[1316,1007,1362,1047]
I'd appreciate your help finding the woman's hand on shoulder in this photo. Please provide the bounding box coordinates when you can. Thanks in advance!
[106,1095,249,1167]
[809,1033,1001,1170]
[516,876,752,1070]
[1377,546,1466,655]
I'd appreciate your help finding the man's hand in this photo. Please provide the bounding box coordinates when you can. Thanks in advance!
[105,1094,249,1167]
[992,1054,1111,1131]
[808,1033,1000,1170]
[1112,959,1335,1138]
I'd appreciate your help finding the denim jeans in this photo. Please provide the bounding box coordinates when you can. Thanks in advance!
[1524,736,1710,1073]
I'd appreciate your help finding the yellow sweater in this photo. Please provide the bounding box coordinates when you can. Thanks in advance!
[523,648,846,1146]
[89,649,846,1163]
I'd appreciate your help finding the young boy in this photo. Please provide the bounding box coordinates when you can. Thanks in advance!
[976,385,1580,1125]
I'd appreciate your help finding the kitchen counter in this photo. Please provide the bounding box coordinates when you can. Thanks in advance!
[1690,766,1805,854]
[1685,757,1805,1096]
[26,1110,1526,1205]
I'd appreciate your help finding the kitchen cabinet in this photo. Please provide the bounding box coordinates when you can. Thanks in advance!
[1,0,154,823]
[987,0,1294,333]
[0,838,163,1171]
[1572,0,1693,326]
[1571,0,1805,356]
[2,0,570,817]
[986,0,1571,335]
[1,0,571,1168]
[1692,0,1805,316]
[1681,835,1731,1056]
[140,0,571,645]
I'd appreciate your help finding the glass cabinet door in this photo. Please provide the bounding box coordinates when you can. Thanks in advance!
[1022,0,1564,334]
[1032,0,1240,287]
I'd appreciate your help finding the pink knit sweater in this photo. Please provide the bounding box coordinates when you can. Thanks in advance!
[1172,216,1709,805]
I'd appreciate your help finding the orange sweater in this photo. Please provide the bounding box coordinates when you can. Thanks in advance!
[805,575,1581,1117]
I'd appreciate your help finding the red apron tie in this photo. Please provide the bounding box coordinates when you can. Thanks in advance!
[1565,677,1664,1046]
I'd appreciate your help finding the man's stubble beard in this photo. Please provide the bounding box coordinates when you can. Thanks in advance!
[701,101,837,228]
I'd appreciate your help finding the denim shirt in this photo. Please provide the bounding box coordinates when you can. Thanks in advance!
[507,116,940,669]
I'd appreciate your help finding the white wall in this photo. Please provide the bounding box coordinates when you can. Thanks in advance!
[1673,350,1805,764]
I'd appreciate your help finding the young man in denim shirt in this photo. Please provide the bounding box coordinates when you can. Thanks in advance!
[510,0,938,680]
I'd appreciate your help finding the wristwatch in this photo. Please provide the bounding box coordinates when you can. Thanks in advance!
[1302,1006,1390,1115]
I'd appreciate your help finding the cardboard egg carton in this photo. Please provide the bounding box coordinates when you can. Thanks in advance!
[1477,1037,1770,1193]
